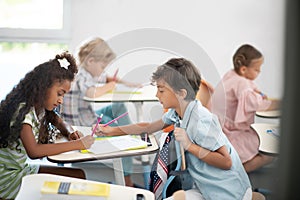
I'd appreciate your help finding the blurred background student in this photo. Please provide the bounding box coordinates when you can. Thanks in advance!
[210,44,280,173]
[61,37,141,187]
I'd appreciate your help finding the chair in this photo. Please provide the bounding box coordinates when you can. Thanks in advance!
[196,79,214,108]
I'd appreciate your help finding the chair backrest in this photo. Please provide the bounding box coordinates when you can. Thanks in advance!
[196,79,214,109]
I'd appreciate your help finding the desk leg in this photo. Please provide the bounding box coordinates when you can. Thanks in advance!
[113,158,125,186]
[134,102,143,122]
[133,102,151,188]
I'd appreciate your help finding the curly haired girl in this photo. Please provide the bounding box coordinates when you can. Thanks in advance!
[0,52,95,199]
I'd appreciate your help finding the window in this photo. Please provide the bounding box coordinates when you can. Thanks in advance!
[0,0,71,100]
[0,0,71,42]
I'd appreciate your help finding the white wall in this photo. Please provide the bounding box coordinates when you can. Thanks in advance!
[69,0,286,98]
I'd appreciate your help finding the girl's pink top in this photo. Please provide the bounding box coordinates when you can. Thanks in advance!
[210,70,272,162]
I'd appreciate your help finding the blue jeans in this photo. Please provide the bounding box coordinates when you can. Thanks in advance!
[95,103,133,176]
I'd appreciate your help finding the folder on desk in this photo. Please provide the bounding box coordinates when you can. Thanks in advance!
[41,181,110,199]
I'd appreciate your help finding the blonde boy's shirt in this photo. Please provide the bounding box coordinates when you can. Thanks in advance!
[62,67,107,126]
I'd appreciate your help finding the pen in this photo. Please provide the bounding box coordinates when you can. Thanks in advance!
[113,68,119,81]
[91,114,103,136]
[266,128,280,137]
[103,112,128,127]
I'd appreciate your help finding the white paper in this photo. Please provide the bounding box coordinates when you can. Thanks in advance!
[88,135,148,154]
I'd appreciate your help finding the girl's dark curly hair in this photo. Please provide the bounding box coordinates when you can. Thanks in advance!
[0,52,78,150]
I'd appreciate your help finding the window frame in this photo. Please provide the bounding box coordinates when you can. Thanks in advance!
[0,0,71,43]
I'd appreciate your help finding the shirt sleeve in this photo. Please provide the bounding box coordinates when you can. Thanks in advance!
[191,113,226,151]
[234,89,272,123]
[22,109,35,127]
[76,74,95,95]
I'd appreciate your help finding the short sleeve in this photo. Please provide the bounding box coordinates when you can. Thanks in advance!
[193,114,225,151]
[22,109,35,127]
[76,75,95,94]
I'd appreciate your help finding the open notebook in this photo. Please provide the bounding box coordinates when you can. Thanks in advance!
[73,126,149,154]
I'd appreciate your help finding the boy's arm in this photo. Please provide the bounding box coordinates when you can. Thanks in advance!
[85,82,116,98]
[95,119,165,136]
[175,127,232,170]
[187,144,232,170]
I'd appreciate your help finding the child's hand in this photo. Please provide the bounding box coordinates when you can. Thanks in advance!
[94,125,113,137]
[174,127,192,150]
[106,81,116,91]
[79,135,95,149]
[254,89,268,100]
[68,131,83,140]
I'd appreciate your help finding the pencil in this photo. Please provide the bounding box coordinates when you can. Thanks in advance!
[113,68,119,81]
[91,114,103,136]
[103,112,128,127]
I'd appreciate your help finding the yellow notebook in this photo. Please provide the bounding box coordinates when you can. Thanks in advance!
[41,181,110,199]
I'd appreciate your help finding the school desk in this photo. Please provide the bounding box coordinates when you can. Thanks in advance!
[250,123,279,155]
[256,110,281,118]
[83,84,158,122]
[47,128,158,186]
[83,84,159,188]
[15,174,155,200]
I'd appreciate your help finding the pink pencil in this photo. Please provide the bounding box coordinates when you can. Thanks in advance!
[113,68,119,81]
[91,114,103,136]
[103,112,128,127]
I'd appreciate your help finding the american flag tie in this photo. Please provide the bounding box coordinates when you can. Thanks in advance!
[150,131,172,199]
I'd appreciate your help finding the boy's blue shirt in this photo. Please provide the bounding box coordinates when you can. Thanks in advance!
[162,100,252,199]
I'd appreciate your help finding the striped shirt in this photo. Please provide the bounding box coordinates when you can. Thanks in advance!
[0,106,40,199]
[61,67,107,126]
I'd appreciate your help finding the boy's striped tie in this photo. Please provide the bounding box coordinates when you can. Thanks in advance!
[150,131,172,199]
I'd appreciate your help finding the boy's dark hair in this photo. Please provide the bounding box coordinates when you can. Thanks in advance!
[233,44,263,73]
[0,52,78,150]
[152,58,201,101]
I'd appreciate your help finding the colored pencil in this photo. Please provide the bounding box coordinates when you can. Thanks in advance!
[91,114,103,136]
[103,112,128,127]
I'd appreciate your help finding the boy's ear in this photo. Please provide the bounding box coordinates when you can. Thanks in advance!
[179,89,187,99]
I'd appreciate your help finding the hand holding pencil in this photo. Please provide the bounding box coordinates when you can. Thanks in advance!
[93,112,129,137]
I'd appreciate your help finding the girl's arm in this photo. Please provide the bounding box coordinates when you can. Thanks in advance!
[54,116,82,140]
[266,99,281,111]
[254,89,281,111]
[55,116,83,140]
[174,127,232,170]
[95,119,165,136]
[20,124,95,159]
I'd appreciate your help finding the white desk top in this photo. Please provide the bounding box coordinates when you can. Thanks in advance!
[84,85,158,103]
[251,123,279,155]
[256,110,281,118]
[47,133,158,164]
[16,174,154,200]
